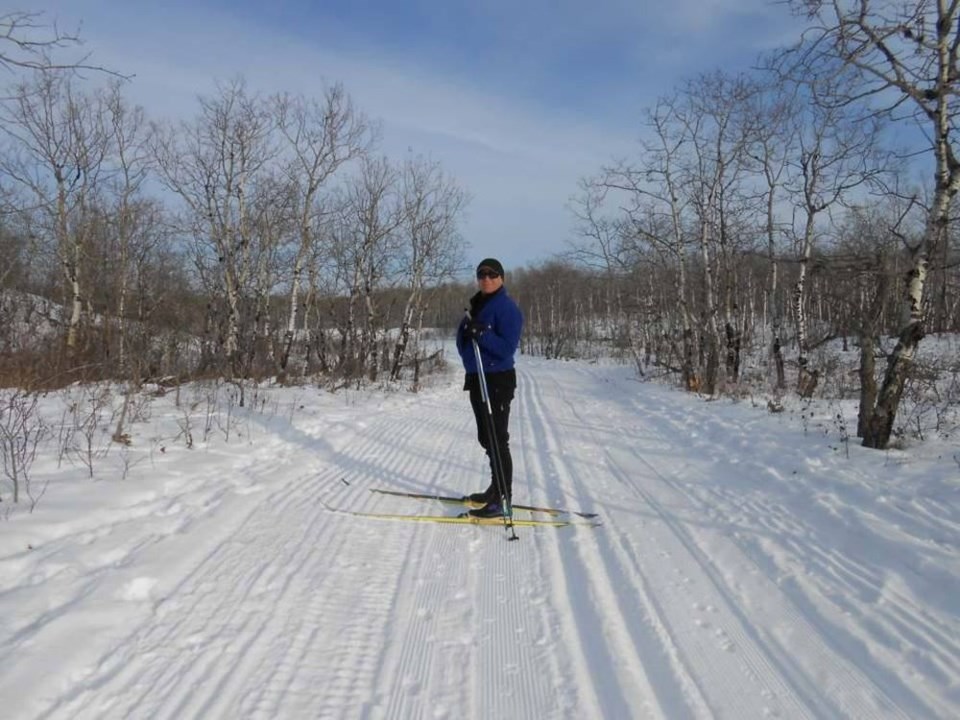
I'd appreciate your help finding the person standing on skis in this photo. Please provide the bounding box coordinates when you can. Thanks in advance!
[456,258,524,518]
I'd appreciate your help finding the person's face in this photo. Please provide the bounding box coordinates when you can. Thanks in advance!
[476,267,504,295]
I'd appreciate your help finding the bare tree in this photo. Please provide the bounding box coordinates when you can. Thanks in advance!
[591,94,699,389]
[274,85,373,376]
[247,171,294,377]
[782,73,889,397]
[568,181,649,369]
[390,155,467,383]
[0,388,47,508]
[102,81,153,377]
[785,0,960,447]
[569,182,618,273]
[744,77,796,390]
[153,78,277,378]
[676,71,757,392]
[331,156,402,381]
[0,71,109,355]
[0,10,119,76]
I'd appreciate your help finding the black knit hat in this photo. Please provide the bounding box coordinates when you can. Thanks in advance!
[476,258,505,276]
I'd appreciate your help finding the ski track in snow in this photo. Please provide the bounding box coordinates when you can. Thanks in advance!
[537,369,890,718]
[1,358,957,719]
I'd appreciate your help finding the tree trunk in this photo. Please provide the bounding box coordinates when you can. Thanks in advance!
[281,229,311,372]
[862,255,929,448]
[391,295,417,382]
[857,332,878,439]
[794,220,814,392]
[769,335,784,390]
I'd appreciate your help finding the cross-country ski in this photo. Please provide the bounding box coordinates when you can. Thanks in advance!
[321,500,601,528]
[369,487,600,518]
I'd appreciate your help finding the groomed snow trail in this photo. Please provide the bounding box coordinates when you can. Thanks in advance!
[1,357,956,719]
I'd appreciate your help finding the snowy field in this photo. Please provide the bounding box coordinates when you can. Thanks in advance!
[1,355,958,719]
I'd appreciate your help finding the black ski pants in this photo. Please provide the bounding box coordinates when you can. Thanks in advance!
[466,369,515,501]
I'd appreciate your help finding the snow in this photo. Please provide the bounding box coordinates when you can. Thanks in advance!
[1,356,958,719]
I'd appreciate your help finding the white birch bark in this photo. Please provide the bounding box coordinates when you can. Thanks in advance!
[783,0,960,445]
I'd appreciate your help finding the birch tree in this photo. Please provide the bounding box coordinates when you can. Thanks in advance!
[333,156,401,380]
[676,72,756,392]
[247,173,293,376]
[153,78,276,377]
[390,156,467,383]
[0,72,108,354]
[786,0,960,447]
[745,79,795,390]
[590,94,699,390]
[274,85,372,376]
[783,74,888,397]
[102,81,152,377]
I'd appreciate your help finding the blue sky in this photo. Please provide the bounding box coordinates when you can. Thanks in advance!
[29,0,799,270]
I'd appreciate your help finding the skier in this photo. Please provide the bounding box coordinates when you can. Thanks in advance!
[456,258,524,518]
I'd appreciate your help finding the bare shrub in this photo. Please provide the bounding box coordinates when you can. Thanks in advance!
[898,357,959,441]
[0,389,48,510]
[67,384,114,477]
[174,402,197,450]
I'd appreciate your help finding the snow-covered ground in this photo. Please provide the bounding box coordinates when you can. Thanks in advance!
[1,355,958,719]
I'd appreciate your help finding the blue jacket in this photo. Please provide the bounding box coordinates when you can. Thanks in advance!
[456,287,523,374]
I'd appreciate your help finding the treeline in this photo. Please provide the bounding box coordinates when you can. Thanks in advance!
[0,64,469,390]
[509,247,958,370]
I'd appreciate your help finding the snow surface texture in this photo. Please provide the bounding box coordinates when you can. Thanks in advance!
[1,358,958,719]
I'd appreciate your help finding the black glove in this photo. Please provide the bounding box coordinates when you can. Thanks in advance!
[464,319,488,340]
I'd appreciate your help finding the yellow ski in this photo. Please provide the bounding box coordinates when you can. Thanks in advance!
[370,487,599,519]
[322,502,601,528]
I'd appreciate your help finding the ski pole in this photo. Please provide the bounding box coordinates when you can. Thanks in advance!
[467,311,518,541]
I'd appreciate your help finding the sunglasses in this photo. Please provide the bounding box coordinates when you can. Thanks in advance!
[476,270,501,279]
